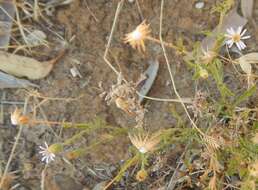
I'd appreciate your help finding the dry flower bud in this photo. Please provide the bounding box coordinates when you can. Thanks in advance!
[11,108,29,125]
[136,169,148,182]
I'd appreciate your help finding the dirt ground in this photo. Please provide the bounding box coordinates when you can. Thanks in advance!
[0,0,257,189]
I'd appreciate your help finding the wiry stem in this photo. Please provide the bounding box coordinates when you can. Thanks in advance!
[146,36,186,54]
[103,0,124,77]
[0,98,29,188]
[159,0,204,136]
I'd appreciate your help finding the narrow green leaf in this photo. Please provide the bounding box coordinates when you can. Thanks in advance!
[234,86,256,106]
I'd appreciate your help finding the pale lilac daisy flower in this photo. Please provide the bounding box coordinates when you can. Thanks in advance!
[225,26,251,51]
[39,142,56,164]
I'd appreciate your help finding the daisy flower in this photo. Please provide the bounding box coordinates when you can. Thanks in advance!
[124,20,151,52]
[129,132,160,154]
[225,26,251,51]
[39,142,56,164]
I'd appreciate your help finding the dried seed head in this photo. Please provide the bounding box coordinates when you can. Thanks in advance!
[124,20,151,53]
[203,135,221,151]
[11,108,29,125]
[105,74,145,126]
[129,132,161,154]
[136,169,148,182]
[115,97,132,114]
[65,150,81,160]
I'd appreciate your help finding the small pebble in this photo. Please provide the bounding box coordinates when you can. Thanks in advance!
[128,0,134,3]
[195,1,205,9]
[70,66,82,78]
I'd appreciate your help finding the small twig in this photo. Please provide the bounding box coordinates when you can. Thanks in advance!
[167,144,189,190]
[33,0,40,21]
[83,0,99,22]
[0,92,6,124]
[14,3,28,44]
[137,94,193,103]
[0,100,25,105]
[103,0,124,77]
[0,97,29,188]
[33,97,58,138]
[135,0,144,21]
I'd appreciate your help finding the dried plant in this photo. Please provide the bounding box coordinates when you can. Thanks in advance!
[105,74,145,126]
[187,91,208,118]
[202,135,221,151]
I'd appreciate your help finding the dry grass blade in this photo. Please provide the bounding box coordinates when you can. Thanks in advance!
[235,52,258,65]
[0,71,38,89]
[239,61,252,75]
[138,60,159,103]
[235,53,258,75]
[0,1,15,47]
[0,49,65,80]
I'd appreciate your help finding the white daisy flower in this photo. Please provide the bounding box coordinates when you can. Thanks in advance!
[39,142,56,164]
[225,26,251,51]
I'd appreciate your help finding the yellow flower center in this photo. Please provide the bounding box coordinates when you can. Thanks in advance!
[232,34,241,42]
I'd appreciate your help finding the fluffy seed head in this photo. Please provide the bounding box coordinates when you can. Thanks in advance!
[129,131,161,154]
[124,20,151,53]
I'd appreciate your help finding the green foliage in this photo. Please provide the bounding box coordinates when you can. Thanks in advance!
[233,86,256,107]
[223,136,258,179]
[207,58,234,99]
[211,0,234,14]
[63,117,107,129]
[240,179,256,190]
[114,154,140,182]
[65,127,127,157]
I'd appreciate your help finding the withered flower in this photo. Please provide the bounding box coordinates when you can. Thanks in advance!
[11,108,29,125]
[124,20,151,52]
